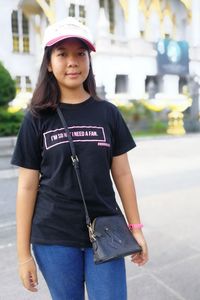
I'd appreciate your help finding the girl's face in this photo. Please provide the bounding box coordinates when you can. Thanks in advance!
[48,38,90,94]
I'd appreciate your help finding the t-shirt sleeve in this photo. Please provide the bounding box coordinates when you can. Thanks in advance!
[112,106,136,156]
[11,112,42,170]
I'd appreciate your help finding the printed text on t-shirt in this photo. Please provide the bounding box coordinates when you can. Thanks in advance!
[44,126,106,149]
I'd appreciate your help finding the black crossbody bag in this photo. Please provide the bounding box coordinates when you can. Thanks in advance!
[57,107,142,264]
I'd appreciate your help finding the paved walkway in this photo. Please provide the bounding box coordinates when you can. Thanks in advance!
[0,133,200,299]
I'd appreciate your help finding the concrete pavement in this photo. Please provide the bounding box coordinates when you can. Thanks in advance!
[0,134,200,299]
[125,133,200,300]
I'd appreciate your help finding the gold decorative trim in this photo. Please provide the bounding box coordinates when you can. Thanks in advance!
[119,0,128,21]
[148,0,162,21]
[179,0,192,21]
[138,0,192,38]
[179,0,192,11]
[139,0,149,18]
[36,0,55,24]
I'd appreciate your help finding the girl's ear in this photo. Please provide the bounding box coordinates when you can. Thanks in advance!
[48,63,52,72]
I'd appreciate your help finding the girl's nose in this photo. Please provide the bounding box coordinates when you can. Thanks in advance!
[67,62,78,67]
[67,55,78,67]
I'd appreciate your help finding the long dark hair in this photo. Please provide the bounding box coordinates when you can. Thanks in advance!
[30,44,99,115]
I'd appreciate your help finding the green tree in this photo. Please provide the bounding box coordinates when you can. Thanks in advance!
[0,62,16,107]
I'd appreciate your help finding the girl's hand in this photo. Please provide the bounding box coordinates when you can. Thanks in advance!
[18,257,38,292]
[131,230,148,266]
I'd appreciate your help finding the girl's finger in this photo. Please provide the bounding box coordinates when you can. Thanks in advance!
[22,273,38,292]
[30,270,38,289]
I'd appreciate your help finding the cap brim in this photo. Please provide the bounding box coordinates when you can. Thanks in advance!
[46,35,96,51]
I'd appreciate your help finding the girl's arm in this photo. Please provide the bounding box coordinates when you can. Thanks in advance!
[111,153,148,266]
[16,167,40,292]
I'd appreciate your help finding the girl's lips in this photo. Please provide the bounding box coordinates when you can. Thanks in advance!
[65,72,81,78]
[66,72,80,75]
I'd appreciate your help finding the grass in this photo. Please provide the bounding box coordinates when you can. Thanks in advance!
[133,130,168,137]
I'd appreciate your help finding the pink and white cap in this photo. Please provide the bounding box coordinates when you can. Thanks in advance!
[43,17,96,51]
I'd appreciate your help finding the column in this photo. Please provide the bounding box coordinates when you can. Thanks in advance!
[163,75,179,95]
[126,0,140,40]
[95,8,111,49]
[129,72,146,99]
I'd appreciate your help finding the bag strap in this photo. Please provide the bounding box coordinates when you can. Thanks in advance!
[57,106,92,227]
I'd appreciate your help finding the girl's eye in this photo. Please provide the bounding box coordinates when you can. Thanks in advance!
[57,52,65,57]
[78,51,86,56]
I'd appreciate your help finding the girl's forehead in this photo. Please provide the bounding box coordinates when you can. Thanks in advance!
[53,38,88,50]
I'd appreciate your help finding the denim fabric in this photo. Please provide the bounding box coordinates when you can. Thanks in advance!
[32,244,127,300]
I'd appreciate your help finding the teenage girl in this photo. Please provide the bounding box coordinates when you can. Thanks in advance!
[12,18,148,300]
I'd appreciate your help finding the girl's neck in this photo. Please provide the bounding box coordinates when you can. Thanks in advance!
[60,87,90,104]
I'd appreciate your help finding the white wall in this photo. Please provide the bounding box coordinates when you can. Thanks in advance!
[0,2,14,67]
[0,0,199,103]
[0,0,39,87]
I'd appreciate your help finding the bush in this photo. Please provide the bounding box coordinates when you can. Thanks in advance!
[117,102,135,122]
[117,100,168,135]
[0,109,24,136]
[118,100,154,123]
[0,62,16,107]
[117,100,154,131]
[149,120,168,133]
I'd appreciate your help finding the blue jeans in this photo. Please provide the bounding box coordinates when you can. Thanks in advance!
[32,244,127,300]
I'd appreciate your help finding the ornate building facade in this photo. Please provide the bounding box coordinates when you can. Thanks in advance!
[0,0,199,105]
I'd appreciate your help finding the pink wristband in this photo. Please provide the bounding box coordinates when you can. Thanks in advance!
[128,223,144,230]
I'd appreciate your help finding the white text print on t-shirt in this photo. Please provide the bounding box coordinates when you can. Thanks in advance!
[43,125,108,150]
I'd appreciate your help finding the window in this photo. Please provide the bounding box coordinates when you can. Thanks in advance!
[99,0,104,8]
[108,0,114,33]
[15,76,32,93]
[68,2,86,23]
[179,77,188,94]
[145,76,159,98]
[25,76,32,92]
[115,75,128,93]
[69,3,75,17]
[22,14,29,53]
[79,5,86,19]
[11,10,30,53]
[12,11,19,52]
[15,76,21,93]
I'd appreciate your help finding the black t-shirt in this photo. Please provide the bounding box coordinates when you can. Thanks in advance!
[11,97,136,247]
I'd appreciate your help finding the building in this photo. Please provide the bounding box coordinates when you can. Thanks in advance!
[0,0,200,106]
